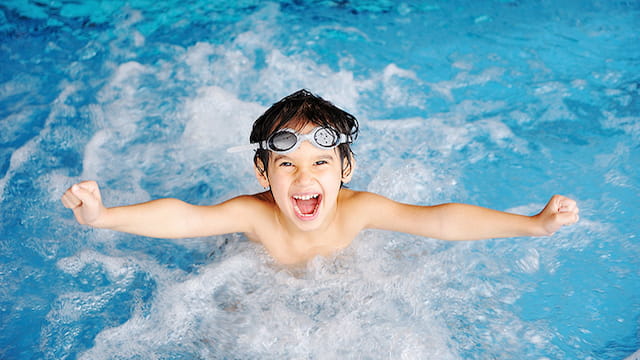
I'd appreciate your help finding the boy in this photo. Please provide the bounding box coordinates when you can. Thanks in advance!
[62,90,579,265]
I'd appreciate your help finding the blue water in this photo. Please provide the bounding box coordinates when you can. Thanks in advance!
[1,0,639,358]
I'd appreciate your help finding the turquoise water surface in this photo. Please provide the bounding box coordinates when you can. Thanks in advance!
[1,0,639,358]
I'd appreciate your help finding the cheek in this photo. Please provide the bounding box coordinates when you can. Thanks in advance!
[267,174,293,202]
[268,177,288,195]
[320,170,343,194]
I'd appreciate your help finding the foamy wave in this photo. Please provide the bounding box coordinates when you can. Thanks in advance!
[68,240,467,359]
[181,86,262,150]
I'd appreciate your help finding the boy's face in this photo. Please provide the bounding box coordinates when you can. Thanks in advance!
[255,123,353,232]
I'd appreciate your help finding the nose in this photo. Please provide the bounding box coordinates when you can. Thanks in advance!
[294,166,314,185]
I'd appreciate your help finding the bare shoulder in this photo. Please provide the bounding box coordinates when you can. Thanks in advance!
[339,188,395,206]
[217,191,277,241]
[338,189,402,229]
[342,189,416,230]
[220,191,275,216]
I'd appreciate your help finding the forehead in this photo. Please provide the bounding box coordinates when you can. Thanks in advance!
[269,141,340,162]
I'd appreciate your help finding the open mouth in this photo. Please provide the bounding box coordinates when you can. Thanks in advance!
[292,193,321,220]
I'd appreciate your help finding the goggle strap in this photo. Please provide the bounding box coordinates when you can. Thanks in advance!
[226,143,259,153]
[338,133,352,144]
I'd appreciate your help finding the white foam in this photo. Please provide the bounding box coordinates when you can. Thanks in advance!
[363,104,530,203]
[0,74,40,99]
[0,79,82,200]
[367,116,472,155]
[0,133,39,202]
[531,81,579,123]
[75,253,263,359]
[515,248,540,274]
[474,116,529,153]
[602,111,640,141]
[50,234,497,359]
[452,60,474,71]
[429,67,506,102]
[80,128,152,207]
[509,109,533,124]
[258,49,365,111]
[110,61,149,91]
[380,63,425,109]
[80,129,109,180]
[57,250,156,281]
[625,348,640,360]
[181,86,263,151]
[368,157,458,204]
[183,42,215,75]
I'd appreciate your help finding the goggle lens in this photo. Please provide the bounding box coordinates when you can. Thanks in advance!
[269,131,298,152]
[314,128,338,148]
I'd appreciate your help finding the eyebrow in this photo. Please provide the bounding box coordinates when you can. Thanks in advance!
[316,154,336,161]
[272,155,290,163]
[272,153,336,163]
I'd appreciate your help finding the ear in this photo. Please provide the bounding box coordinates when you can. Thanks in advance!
[341,156,356,184]
[254,158,270,188]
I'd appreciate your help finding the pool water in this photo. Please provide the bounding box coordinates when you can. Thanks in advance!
[1,0,639,358]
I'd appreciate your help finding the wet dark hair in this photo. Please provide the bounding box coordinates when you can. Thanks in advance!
[250,89,359,178]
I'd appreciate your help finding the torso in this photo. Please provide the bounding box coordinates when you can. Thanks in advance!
[244,189,365,265]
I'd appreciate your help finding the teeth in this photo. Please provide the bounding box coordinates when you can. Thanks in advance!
[293,194,319,200]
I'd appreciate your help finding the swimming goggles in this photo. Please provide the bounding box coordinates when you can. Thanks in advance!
[227,126,353,154]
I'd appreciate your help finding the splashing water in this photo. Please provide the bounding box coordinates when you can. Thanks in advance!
[1,0,639,359]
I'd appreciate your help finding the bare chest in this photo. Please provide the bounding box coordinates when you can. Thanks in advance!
[250,226,357,265]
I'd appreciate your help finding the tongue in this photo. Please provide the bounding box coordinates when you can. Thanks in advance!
[295,197,318,215]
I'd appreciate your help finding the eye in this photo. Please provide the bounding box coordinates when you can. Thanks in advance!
[279,161,293,167]
[314,160,328,166]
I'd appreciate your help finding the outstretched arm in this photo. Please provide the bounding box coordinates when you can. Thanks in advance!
[61,181,256,238]
[360,193,579,241]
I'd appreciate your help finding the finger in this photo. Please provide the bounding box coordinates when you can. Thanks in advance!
[71,184,96,205]
[557,211,579,225]
[75,181,101,202]
[61,190,82,209]
[555,196,577,213]
[561,197,576,207]
[558,202,577,212]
